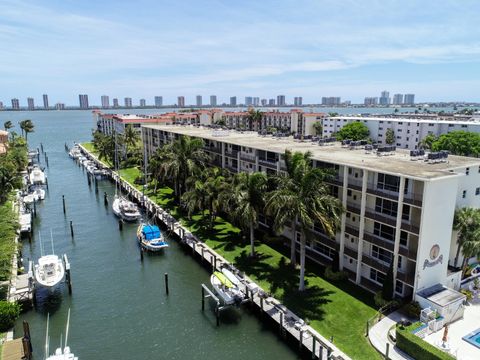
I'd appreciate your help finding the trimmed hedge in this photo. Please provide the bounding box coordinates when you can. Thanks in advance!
[0,301,21,331]
[396,322,455,360]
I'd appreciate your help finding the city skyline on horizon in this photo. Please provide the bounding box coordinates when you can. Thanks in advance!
[1,1,479,103]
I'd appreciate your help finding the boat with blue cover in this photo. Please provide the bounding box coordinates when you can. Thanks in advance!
[136,223,168,252]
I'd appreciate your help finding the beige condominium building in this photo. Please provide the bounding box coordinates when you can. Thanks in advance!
[142,125,480,302]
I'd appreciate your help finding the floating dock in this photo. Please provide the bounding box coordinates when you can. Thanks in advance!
[78,144,350,360]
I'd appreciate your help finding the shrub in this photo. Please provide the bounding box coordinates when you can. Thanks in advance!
[0,301,21,331]
[403,301,421,319]
[396,323,455,360]
[324,266,348,282]
[374,291,389,308]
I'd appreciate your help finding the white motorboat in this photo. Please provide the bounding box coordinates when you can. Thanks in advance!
[34,254,65,288]
[210,268,244,305]
[29,165,47,185]
[45,310,78,360]
[68,146,81,159]
[29,186,46,201]
[112,195,141,222]
[137,223,168,251]
[23,193,36,205]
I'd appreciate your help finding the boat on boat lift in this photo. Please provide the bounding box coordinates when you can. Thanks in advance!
[29,165,47,185]
[136,223,168,252]
[210,268,244,305]
[31,231,67,289]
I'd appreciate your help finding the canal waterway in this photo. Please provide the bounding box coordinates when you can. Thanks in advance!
[4,110,298,359]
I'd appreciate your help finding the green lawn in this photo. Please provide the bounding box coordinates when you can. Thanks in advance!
[117,166,380,359]
[80,142,113,167]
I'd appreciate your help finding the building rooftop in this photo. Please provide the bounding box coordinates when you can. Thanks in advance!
[331,116,480,125]
[143,125,480,180]
[418,284,466,307]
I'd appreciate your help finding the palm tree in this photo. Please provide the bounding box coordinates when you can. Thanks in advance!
[182,178,208,219]
[265,150,343,291]
[19,119,34,142]
[226,172,268,257]
[247,109,263,131]
[0,161,18,202]
[461,234,480,276]
[203,167,229,228]
[147,147,170,194]
[3,121,13,131]
[453,207,480,268]
[123,124,140,156]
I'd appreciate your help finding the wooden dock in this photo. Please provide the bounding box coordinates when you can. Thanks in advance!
[1,339,25,360]
[78,144,351,360]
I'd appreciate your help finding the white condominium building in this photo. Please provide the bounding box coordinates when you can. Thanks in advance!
[142,125,480,302]
[322,116,480,149]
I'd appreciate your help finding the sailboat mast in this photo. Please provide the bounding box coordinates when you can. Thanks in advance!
[45,314,50,359]
[64,308,71,350]
[39,231,44,257]
[50,229,55,255]
[142,140,147,208]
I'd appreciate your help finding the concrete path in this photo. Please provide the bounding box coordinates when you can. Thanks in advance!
[368,311,413,360]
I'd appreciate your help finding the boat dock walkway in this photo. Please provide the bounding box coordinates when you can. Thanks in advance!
[79,144,351,360]
[1,338,25,360]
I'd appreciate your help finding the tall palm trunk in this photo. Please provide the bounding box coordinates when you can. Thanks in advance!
[290,215,298,265]
[453,242,462,268]
[299,236,306,291]
[250,222,255,257]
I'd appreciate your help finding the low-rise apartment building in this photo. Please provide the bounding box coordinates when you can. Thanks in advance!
[142,125,480,301]
[323,116,480,149]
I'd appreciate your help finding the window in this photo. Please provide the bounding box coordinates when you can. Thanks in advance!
[395,280,403,295]
[370,268,386,284]
[476,187,480,196]
[312,242,335,259]
[374,222,395,241]
[377,173,401,192]
[402,205,410,221]
[372,245,393,264]
[375,198,398,217]
[400,231,408,246]
[463,190,467,199]
[347,189,352,196]
[462,125,468,128]
[466,168,470,175]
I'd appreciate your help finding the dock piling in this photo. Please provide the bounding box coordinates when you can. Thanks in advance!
[46,155,49,167]
[164,273,169,295]
[385,343,390,360]
[62,195,66,214]
[201,285,205,311]
[312,337,316,359]
[119,219,123,231]
[299,330,303,352]
[70,221,74,238]
[140,247,144,262]
[33,201,36,218]
[45,177,49,190]
[210,255,214,273]
[41,143,44,153]
[104,192,108,206]
[95,177,98,193]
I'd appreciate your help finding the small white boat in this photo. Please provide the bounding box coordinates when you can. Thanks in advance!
[69,146,81,159]
[34,254,65,288]
[29,186,46,201]
[45,310,78,360]
[29,165,46,185]
[19,213,32,233]
[23,193,36,205]
[112,195,141,222]
[137,223,168,251]
[210,268,244,305]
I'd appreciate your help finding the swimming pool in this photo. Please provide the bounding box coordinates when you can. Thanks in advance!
[463,328,480,349]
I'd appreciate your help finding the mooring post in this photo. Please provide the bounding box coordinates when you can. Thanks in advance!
[213,255,217,271]
[87,173,91,186]
[201,247,205,262]
[22,337,32,360]
[140,247,144,262]
[216,303,220,326]
[66,268,72,294]
[260,296,264,314]
[279,312,284,334]
[165,273,169,295]
[41,143,44,153]
[119,219,123,231]
[46,156,49,167]
[104,192,108,206]
[299,330,303,351]
[95,177,98,193]
[210,255,214,273]
[45,177,49,190]
[201,285,205,311]
[62,195,66,214]
[366,320,369,336]
[385,343,390,360]
[312,337,316,359]
[327,347,332,359]
[33,201,36,218]
[37,151,40,162]
[319,345,323,360]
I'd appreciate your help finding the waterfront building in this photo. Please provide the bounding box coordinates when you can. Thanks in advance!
[245,97,253,106]
[79,94,89,109]
[364,97,378,106]
[142,124,480,301]
[393,94,404,105]
[268,99,275,106]
[210,95,217,107]
[379,91,390,106]
[113,98,119,108]
[0,101,3,109]
[253,97,260,107]
[55,103,65,110]
[277,95,286,106]
[322,115,480,149]
[154,96,163,107]
[177,96,185,108]
[27,97,35,110]
[43,94,49,109]
[294,97,303,106]
[140,99,146,107]
[261,99,267,106]
[196,95,202,107]
[404,94,415,105]
[321,97,341,106]
[229,96,237,106]
[124,97,132,108]
[101,95,110,109]
[11,98,20,110]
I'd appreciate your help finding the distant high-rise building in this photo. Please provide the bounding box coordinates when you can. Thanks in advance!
[177,96,185,107]
[79,94,89,109]
[364,97,378,106]
[379,90,390,106]
[196,95,202,107]
[268,99,275,106]
[277,95,286,106]
[261,99,267,106]
[43,94,49,109]
[27,97,35,110]
[55,103,65,110]
[404,94,415,105]
[294,97,303,106]
[113,98,119,108]
[11,98,20,110]
[101,95,110,109]
[154,96,163,107]
[124,97,132,108]
[245,97,253,106]
[210,95,217,106]
[253,97,260,106]
[321,97,341,106]
[0,101,3,109]
[140,99,146,107]
[392,94,404,105]
[229,96,237,106]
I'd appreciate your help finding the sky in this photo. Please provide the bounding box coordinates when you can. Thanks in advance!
[1,0,480,106]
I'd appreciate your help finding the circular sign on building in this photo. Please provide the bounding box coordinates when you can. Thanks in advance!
[430,244,440,260]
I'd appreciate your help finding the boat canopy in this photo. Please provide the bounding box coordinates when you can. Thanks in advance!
[142,225,161,240]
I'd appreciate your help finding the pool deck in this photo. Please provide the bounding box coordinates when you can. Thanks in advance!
[424,304,480,360]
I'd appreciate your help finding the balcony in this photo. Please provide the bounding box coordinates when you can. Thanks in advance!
[403,192,423,207]
[396,270,415,286]
[225,149,238,158]
[345,225,359,238]
[363,231,395,252]
[362,254,390,274]
[206,146,222,154]
[258,158,277,168]
[312,230,339,251]
[347,178,363,192]
[398,245,418,261]
[240,153,256,162]
[343,245,358,260]
[360,277,382,293]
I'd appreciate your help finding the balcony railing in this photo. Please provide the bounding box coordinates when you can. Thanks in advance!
[343,245,358,260]
[345,225,359,238]
[362,254,390,274]
[396,270,415,286]
[363,231,395,252]
[225,149,238,158]
[398,245,418,261]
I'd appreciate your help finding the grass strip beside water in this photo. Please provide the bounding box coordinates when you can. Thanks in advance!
[117,166,380,359]
[0,199,17,286]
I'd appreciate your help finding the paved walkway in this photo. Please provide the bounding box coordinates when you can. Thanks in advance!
[368,311,413,360]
